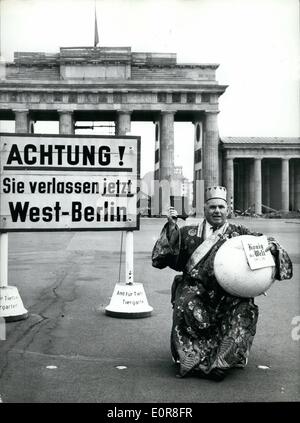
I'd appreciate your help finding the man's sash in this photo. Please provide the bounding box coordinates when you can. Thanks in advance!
[185,221,229,274]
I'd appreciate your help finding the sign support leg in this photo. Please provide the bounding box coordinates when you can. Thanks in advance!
[125,231,134,285]
[0,232,28,322]
[0,232,8,288]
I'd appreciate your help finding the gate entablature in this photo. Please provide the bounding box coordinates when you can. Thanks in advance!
[0,47,228,208]
[9,47,219,82]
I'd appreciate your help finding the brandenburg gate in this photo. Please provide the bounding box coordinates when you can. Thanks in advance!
[0,47,227,210]
[1,47,299,215]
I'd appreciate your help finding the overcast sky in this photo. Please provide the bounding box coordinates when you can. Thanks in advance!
[0,0,299,179]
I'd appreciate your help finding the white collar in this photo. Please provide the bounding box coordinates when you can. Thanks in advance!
[196,219,227,238]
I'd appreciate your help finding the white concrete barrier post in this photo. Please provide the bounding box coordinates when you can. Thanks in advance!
[105,230,153,318]
[0,232,8,288]
[0,232,28,321]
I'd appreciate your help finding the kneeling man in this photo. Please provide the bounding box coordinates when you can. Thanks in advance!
[152,186,293,381]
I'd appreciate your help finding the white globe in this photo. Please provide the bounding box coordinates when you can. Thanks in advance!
[214,235,276,297]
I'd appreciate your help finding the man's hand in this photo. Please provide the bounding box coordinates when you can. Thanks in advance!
[167,207,178,232]
[265,241,276,255]
[167,207,178,223]
[167,207,179,242]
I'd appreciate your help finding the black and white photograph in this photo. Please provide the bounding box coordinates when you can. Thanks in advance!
[0,0,299,412]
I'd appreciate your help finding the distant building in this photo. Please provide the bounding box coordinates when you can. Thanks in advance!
[221,137,300,214]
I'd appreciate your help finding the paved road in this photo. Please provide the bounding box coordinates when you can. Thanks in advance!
[0,217,299,403]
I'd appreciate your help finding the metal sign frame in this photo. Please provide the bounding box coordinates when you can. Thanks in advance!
[0,133,141,232]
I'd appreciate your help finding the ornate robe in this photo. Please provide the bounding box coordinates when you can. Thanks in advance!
[152,220,293,377]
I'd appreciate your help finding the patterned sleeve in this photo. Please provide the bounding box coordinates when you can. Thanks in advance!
[151,223,184,271]
[231,224,293,281]
[267,237,293,281]
[234,224,263,236]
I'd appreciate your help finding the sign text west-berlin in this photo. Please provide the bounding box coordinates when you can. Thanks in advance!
[0,134,140,231]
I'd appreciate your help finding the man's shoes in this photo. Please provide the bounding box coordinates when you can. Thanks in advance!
[201,368,227,382]
[175,367,227,381]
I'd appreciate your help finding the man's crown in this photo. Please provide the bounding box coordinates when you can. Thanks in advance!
[205,186,227,202]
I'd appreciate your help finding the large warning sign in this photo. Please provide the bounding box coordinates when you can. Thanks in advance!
[0,134,140,232]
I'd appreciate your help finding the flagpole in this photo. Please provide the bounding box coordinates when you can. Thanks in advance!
[94,0,99,48]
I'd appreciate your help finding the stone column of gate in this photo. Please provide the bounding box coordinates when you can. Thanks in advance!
[249,159,255,210]
[154,121,160,180]
[289,160,294,211]
[225,157,234,213]
[14,109,30,133]
[295,160,300,211]
[115,111,131,136]
[159,111,174,181]
[193,120,203,215]
[202,111,219,188]
[263,160,271,209]
[281,158,289,212]
[243,160,249,210]
[159,112,174,214]
[254,158,262,214]
[58,110,74,134]
[29,121,35,134]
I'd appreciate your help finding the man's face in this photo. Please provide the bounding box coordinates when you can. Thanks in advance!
[204,198,228,228]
